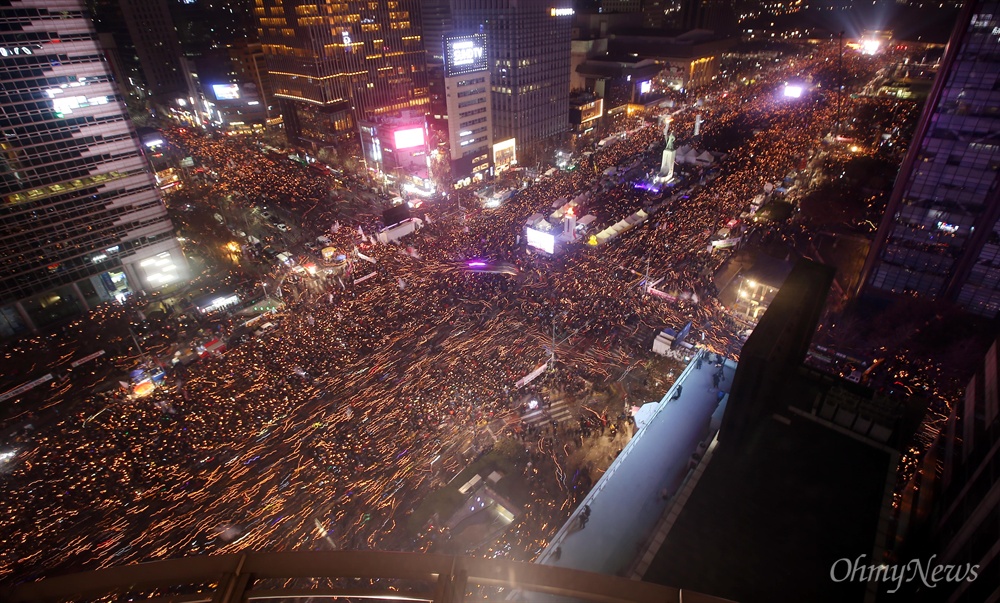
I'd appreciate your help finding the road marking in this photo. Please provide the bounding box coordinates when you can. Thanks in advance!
[520,399,575,426]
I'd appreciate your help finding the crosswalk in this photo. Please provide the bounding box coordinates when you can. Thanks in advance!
[520,398,575,427]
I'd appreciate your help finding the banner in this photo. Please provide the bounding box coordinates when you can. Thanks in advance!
[71,349,105,368]
[0,373,54,403]
[515,363,548,388]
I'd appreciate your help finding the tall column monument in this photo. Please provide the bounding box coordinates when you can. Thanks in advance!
[655,118,676,184]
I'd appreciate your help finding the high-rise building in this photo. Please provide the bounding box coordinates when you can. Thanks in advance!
[171,0,258,56]
[895,334,1000,602]
[255,0,429,148]
[861,1,1000,318]
[86,0,147,101]
[119,0,197,110]
[451,0,572,161]
[229,42,276,120]
[443,33,493,186]
[0,0,187,337]
[930,334,1000,601]
[643,258,919,603]
[420,0,453,136]
[421,0,453,63]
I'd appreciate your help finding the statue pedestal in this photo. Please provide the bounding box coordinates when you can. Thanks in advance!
[654,148,676,183]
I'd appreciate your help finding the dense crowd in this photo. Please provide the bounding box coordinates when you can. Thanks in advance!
[1,42,893,583]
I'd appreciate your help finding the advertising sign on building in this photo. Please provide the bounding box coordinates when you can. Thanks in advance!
[393,127,426,150]
[212,84,241,100]
[580,98,603,123]
[444,34,487,77]
[493,138,517,174]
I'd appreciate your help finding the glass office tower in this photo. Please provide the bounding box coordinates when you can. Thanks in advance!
[255,0,430,147]
[451,0,572,160]
[0,0,186,337]
[862,1,1000,317]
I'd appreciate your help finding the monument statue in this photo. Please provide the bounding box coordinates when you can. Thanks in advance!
[661,117,676,150]
[655,118,676,183]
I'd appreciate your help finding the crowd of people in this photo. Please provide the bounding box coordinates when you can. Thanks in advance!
[1,41,895,584]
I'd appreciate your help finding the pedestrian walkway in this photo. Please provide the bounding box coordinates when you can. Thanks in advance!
[520,399,574,427]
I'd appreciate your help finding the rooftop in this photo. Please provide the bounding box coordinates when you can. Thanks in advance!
[642,371,898,603]
[536,355,736,578]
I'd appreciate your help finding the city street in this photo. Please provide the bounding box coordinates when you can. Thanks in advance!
[0,39,914,585]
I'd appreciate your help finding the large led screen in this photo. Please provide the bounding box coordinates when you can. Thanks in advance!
[444,34,487,77]
[526,227,555,254]
[212,84,241,100]
[393,127,426,150]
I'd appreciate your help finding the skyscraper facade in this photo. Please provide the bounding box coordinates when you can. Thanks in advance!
[443,33,493,185]
[421,0,453,63]
[255,0,429,147]
[0,0,186,337]
[420,0,453,134]
[861,1,1000,317]
[902,334,1000,602]
[451,0,572,160]
[119,0,197,109]
[86,0,147,102]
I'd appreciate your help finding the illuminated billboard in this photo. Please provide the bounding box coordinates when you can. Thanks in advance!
[493,138,517,174]
[640,80,652,94]
[444,34,487,77]
[580,99,603,123]
[393,127,426,150]
[212,84,241,100]
[526,227,555,254]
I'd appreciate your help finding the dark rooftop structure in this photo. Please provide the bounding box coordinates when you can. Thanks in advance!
[575,57,664,80]
[643,399,896,603]
[606,29,737,60]
[720,258,835,447]
[640,258,923,603]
